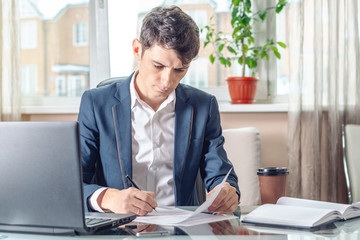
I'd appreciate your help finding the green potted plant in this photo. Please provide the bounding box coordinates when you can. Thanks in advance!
[202,0,287,103]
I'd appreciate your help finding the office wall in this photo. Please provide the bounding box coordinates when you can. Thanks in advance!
[220,112,288,168]
[21,112,288,168]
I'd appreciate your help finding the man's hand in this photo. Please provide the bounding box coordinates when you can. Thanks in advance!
[206,182,238,213]
[97,188,158,216]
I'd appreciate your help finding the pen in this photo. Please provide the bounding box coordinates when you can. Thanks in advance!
[126,175,157,212]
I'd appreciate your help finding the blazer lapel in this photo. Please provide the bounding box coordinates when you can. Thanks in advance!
[174,85,193,203]
[111,77,132,188]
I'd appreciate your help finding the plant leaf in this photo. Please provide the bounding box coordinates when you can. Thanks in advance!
[220,57,227,66]
[274,51,281,59]
[271,46,278,52]
[227,59,232,67]
[227,46,237,54]
[277,41,287,48]
[245,57,257,69]
[245,0,252,13]
[218,44,225,52]
[209,54,215,64]
[276,5,284,13]
[259,9,267,21]
[232,0,240,7]
[243,44,249,54]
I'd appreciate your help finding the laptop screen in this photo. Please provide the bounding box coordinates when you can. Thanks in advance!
[0,121,85,229]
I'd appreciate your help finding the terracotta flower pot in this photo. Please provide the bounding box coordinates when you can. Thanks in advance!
[226,76,259,104]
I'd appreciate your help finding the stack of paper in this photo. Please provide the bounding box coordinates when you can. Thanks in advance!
[135,168,238,226]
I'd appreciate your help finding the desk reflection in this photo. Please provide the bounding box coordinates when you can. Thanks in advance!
[2,206,360,239]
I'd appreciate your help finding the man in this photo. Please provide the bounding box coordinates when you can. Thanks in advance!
[78,6,240,216]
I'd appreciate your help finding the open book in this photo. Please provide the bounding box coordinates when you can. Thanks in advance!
[243,218,360,238]
[242,197,360,229]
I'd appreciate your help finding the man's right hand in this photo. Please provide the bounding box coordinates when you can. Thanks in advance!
[97,187,158,216]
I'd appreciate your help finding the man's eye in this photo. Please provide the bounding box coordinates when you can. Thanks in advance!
[175,69,185,73]
[154,65,163,69]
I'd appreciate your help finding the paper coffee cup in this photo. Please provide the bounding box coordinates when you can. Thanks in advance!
[257,167,289,204]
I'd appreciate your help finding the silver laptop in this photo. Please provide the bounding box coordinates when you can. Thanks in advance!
[0,121,135,235]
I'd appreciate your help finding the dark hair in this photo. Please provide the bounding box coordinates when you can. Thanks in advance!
[140,6,200,65]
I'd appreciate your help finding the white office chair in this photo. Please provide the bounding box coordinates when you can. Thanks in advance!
[342,124,360,203]
[223,127,261,206]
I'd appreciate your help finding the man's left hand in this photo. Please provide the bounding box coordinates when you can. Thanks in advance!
[206,182,238,213]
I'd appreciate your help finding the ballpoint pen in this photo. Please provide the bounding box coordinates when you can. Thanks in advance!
[126,175,157,212]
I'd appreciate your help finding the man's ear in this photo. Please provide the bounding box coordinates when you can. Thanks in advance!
[132,39,142,60]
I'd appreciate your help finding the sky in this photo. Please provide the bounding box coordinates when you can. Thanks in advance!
[30,0,89,19]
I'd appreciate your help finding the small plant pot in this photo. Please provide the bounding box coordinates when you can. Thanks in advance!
[226,76,259,104]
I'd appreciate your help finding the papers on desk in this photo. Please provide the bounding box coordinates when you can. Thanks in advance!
[136,207,237,226]
[135,168,238,226]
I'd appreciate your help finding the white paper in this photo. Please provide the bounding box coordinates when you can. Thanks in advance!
[135,168,236,226]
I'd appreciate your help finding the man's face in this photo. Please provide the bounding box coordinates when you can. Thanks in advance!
[132,39,189,108]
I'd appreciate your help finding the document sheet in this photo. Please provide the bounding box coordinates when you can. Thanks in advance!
[135,168,238,226]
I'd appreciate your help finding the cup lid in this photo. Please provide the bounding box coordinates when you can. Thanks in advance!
[257,167,289,176]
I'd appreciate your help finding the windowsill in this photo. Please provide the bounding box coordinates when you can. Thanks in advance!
[21,102,288,114]
[218,101,288,112]
[21,93,288,115]
[21,106,80,114]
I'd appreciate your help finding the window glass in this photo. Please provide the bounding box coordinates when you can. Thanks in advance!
[73,22,88,46]
[19,0,89,98]
[21,21,37,49]
[21,65,37,94]
[182,57,208,88]
[276,2,290,96]
[68,75,86,97]
[55,76,66,96]
[108,0,287,102]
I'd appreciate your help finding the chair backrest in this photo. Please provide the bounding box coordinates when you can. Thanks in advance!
[342,124,360,203]
[223,127,261,206]
[96,76,127,88]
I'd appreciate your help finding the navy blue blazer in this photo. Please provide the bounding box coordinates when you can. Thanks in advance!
[78,74,240,211]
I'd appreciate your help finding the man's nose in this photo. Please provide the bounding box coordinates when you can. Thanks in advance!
[160,69,172,89]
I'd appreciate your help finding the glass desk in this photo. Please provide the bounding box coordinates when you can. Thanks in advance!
[1,206,360,239]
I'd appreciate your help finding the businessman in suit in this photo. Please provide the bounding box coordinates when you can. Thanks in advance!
[78,6,240,216]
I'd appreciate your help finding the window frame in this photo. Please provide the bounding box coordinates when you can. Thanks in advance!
[21,0,288,114]
[73,22,88,47]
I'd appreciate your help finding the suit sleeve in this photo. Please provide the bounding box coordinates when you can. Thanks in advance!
[201,96,241,201]
[77,90,104,211]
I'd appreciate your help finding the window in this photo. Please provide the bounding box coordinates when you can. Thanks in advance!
[276,3,290,96]
[107,0,287,103]
[185,9,207,39]
[182,57,208,88]
[55,76,66,96]
[21,21,37,49]
[68,75,86,97]
[21,65,37,95]
[73,22,88,46]
[20,0,90,104]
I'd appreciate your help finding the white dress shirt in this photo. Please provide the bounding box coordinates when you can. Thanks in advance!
[89,73,175,211]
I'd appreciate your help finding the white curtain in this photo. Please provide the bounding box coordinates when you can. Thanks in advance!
[287,0,360,202]
[0,0,21,121]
